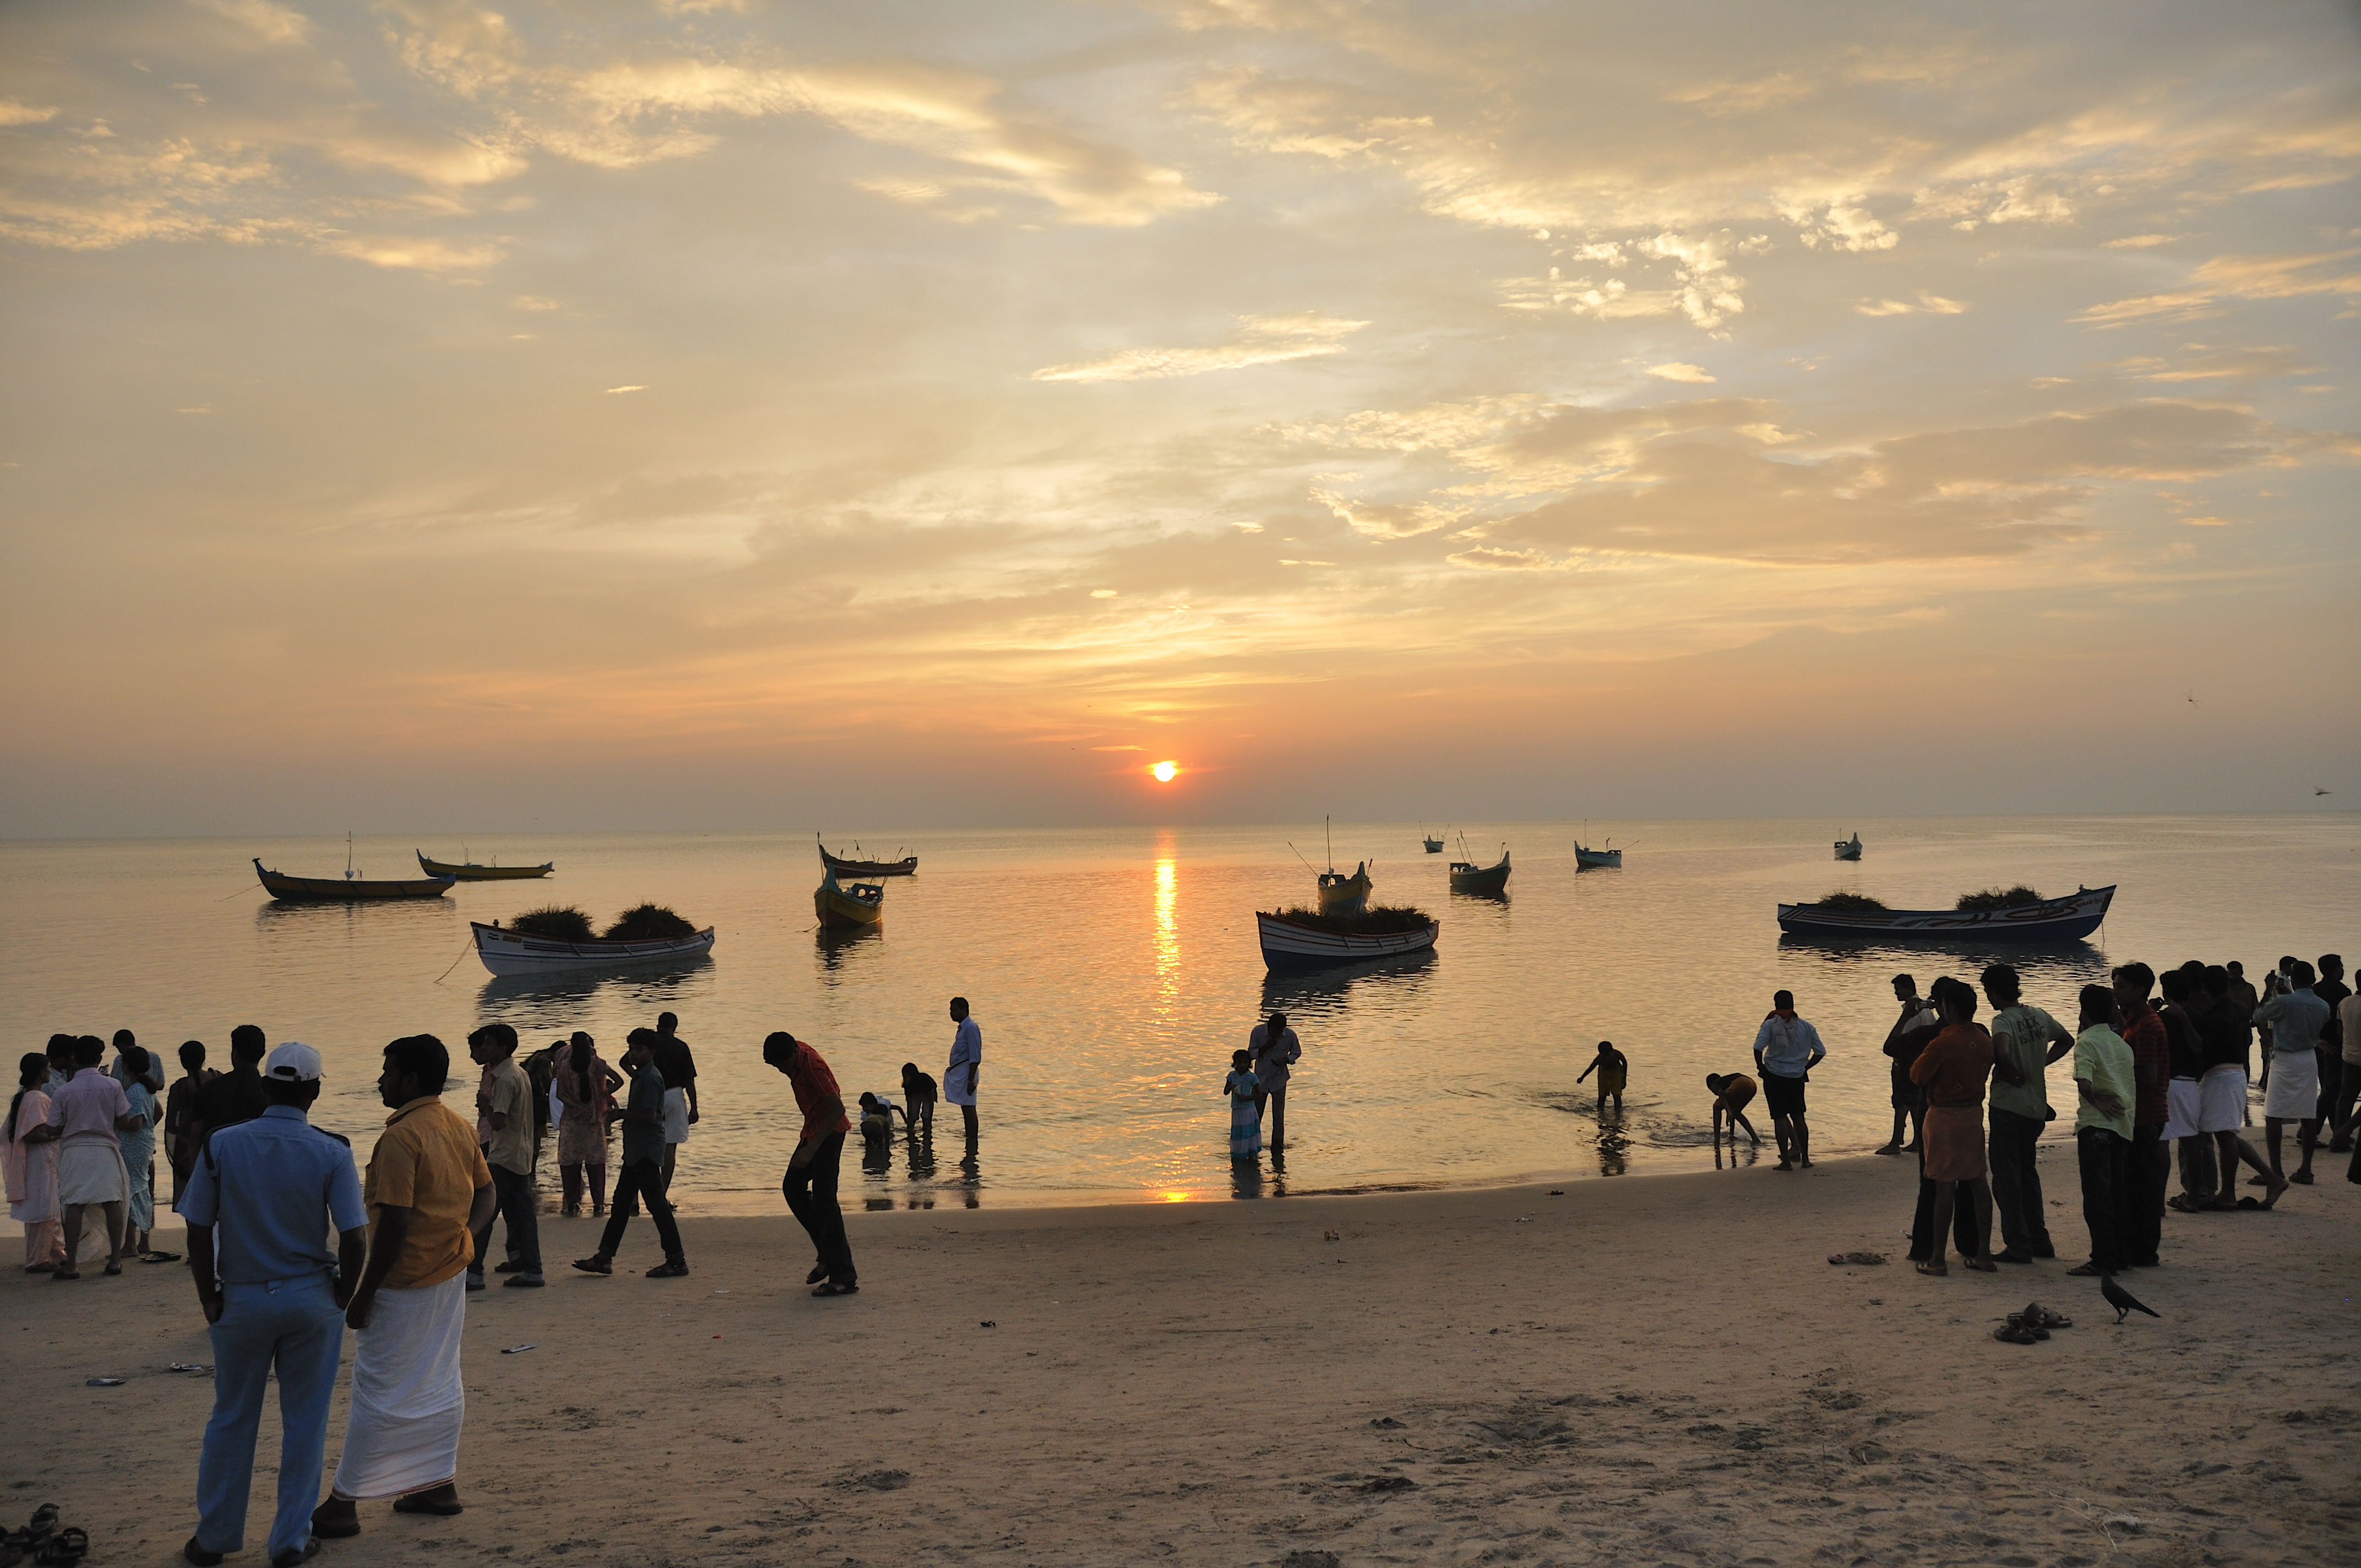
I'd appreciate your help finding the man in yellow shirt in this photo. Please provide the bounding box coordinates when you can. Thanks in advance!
[312,1036,493,1540]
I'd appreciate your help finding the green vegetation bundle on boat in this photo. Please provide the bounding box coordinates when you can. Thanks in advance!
[604,903,699,940]
[1275,903,1434,935]
[1811,891,1889,912]
[1955,885,2044,912]
[510,905,596,941]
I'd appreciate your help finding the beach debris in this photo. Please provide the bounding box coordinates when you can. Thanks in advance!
[980,1320,996,1328]
[1357,1476,1417,1494]
[501,1344,536,1355]
[1324,1229,1341,1242]
[1547,1189,1564,1195]
[1827,1250,1888,1266]
[168,1363,213,1374]
[842,1469,910,1492]
[1514,1215,1533,1223]
[1369,1416,1404,1429]
[1281,1553,1343,1568]
[85,1378,124,1387]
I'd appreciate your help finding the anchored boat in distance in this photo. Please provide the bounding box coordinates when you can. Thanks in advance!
[1777,885,2114,943]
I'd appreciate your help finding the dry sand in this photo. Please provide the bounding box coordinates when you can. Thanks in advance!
[4,1151,2356,1567]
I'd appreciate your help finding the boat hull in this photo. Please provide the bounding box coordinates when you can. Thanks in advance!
[1256,911,1439,972]
[418,852,553,880]
[1834,836,1863,861]
[1574,846,1622,869]
[1776,885,2114,944]
[472,921,714,976]
[1448,850,1511,895]
[1318,865,1372,916]
[819,837,917,877]
[1421,839,1444,853]
[815,869,885,929]
[256,859,453,902]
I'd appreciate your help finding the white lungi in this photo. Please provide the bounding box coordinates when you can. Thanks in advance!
[2196,1068,2246,1134]
[662,1087,689,1144]
[2161,1079,2202,1141]
[2263,1052,2319,1119]
[56,1142,129,1206]
[333,1274,468,1499]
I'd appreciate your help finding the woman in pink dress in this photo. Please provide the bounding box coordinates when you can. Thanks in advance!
[5,1052,64,1272]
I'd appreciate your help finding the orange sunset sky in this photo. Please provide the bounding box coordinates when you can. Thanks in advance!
[2,1,2356,835]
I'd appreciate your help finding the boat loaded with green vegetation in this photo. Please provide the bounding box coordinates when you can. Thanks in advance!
[1778,883,2113,943]
[475,901,713,976]
[1256,903,1439,971]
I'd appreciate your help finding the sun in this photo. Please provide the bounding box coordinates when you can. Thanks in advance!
[1151,760,1179,782]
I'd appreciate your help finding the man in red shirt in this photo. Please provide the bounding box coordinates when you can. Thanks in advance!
[2114,964,2170,1269]
[763,1032,855,1296]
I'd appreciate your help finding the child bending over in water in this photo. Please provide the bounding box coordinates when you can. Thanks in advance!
[1706,1072,1761,1145]
[1576,1040,1628,1113]
[857,1092,896,1156]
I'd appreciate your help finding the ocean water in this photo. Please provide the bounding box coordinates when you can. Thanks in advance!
[3,815,2353,1212]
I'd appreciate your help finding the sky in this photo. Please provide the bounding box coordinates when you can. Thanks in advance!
[2,0,2357,837]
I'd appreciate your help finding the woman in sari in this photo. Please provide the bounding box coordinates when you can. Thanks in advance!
[113,1045,160,1259]
[5,1052,64,1272]
[1221,1049,1262,1162]
[554,1033,621,1216]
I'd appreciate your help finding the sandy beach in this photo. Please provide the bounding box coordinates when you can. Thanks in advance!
[5,1153,2355,1567]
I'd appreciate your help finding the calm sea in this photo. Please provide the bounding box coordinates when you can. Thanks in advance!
[4,816,2353,1213]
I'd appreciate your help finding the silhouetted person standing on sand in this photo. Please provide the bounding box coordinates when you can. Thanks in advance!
[764,1032,856,1296]
[1876,974,1932,1156]
[1752,990,1826,1170]
[193,1026,270,1148]
[652,1012,698,1191]
[2067,985,2136,1277]
[1249,1011,1301,1151]
[572,1031,688,1280]
[946,998,982,1145]
[1982,963,2072,1262]
[2254,960,2328,1186]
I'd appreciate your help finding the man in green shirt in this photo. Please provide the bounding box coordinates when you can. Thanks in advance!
[1982,963,2075,1262]
[2068,984,2135,1277]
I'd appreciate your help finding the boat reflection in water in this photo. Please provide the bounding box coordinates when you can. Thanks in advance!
[814,923,881,978]
[474,957,715,1033]
[1775,934,2109,990]
[1258,946,1438,1022]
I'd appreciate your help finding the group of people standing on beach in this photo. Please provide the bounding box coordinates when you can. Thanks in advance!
[1869,950,2357,1280]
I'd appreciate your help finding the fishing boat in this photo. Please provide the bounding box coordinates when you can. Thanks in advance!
[1574,840,1622,869]
[1256,910,1440,972]
[1449,844,1511,895]
[818,834,917,877]
[255,835,454,902]
[814,865,886,929]
[1834,832,1863,861]
[1421,823,1444,854]
[1776,885,2115,943]
[1318,862,1372,916]
[471,920,714,976]
[417,850,553,880]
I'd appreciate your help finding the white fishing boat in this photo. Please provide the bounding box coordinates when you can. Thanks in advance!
[1256,910,1439,972]
[471,920,715,977]
[1834,832,1863,861]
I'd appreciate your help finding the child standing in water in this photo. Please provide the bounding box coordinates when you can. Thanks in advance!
[1222,1050,1263,1161]
[1577,1040,1629,1113]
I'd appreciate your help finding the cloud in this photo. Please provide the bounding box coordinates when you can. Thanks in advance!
[1855,291,1968,317]
[0,101,59,127]
[1647,362,1716,384]
[1032,314,1366,382]
[2076,250,2361,326]
[1310,488,1467,538]
[2104,233,2182,249]
[1446,545,1555,570]
[604,385,648,394]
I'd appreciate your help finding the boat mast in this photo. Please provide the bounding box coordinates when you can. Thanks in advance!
[345,831,355,881]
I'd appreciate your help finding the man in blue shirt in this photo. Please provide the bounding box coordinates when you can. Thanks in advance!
[180,1042,369,1568]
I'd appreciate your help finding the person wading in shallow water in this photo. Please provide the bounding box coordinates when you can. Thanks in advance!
[1575,1040,1627,1114]
[945,998,982,1146]
[1752,991,1826,1171]
[1248,1011,1301,1151]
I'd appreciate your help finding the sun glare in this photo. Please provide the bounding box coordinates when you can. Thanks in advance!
[1151,760,1179,782]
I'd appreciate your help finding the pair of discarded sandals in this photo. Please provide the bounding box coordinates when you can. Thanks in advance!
[3,1504,89,1566]
[1992,1300,2072,1344]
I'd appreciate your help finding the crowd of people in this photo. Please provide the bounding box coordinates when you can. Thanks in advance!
[1851,951,2357,1277]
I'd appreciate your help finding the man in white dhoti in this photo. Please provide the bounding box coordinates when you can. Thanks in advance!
[312,1035,493,1539]
[42,1035,138,1278]
[946,998,982,1145]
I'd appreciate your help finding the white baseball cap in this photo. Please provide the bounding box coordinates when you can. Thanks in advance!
[264,1042,324,1083]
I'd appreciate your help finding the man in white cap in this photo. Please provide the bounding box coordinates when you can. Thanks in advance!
[180,1042,369,1568]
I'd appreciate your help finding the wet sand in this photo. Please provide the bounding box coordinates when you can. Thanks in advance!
[4,1151,2355,1567]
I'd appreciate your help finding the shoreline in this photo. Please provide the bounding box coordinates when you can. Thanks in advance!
[7,1148,2354,1566]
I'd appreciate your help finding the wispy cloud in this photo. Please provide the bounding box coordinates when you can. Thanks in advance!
[1646,362,1715,384]
[1032,313,1366,382]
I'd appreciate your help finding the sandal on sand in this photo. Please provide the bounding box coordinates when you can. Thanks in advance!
[812,1280,859,1297]
[142,1251,182,1264]
[644,1260,689,1278]
[570,1256,612,1276]
[807,1264,830,1284]
[48,1271,78,1282]
[102,1263,122,1277]
[2288,1170,2315,1185]
[1992,1324,2038,1344]
[28,1508,59,1545]
[37,1527,88,1565]
[2024,1303,2071,1329]
[2065,1262,2108,1276]
[1966,1257,1998,1272]
[2166,1195,2203,1213]
[1915,1261,1948,1277]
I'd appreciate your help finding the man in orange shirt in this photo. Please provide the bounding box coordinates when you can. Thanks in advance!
[312,1035,493,1540]
[764,1032,855,1297]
